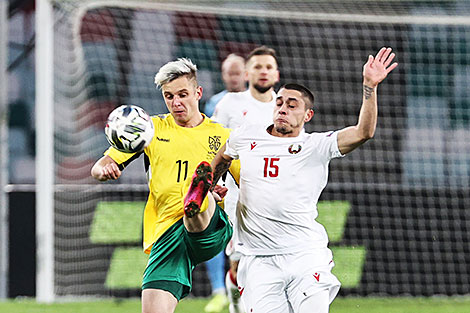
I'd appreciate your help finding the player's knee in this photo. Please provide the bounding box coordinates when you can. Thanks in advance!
[142,289,178,313]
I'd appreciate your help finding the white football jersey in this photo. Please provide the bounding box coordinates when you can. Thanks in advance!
[212,90,276,129]
[211,90,276,222]
[224,124,344,255]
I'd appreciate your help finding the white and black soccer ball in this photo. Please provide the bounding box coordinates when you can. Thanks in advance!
[105,105,154,153]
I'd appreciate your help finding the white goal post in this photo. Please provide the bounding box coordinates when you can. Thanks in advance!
[0,0,9,300]
[36,0,55,303]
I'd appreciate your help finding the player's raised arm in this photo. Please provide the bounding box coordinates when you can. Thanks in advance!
[337,47,398,155]
[210,143,234,190]
[91,155,122,181]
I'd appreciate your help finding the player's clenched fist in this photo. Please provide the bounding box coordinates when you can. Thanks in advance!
[99,162,121,181]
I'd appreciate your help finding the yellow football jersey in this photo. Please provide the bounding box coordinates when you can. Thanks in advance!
[105,113,239,254]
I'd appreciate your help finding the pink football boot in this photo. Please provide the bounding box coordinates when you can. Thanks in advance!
[184,161,213,217]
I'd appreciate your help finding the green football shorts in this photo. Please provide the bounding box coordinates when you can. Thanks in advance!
[142,204,232,300]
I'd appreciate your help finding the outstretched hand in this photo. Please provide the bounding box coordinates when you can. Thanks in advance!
[363,47,398,87]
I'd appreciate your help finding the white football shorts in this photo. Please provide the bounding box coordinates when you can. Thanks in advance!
[237,248,341,313]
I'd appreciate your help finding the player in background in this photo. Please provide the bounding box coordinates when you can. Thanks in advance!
[91,58,236,313]
[203,54,246,117]
[212,45,279,128]
[211,45,280,313]
[203,53,246,313]
[211,48,398,313]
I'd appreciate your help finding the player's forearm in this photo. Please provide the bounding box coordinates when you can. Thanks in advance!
[212,159,231,188]
[355,82,378,140]
[211,153,232,189]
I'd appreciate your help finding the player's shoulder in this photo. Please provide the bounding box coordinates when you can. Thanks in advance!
[305,130,338,144]
[212,91,250,119]
[241,122,262,132]
[203,116,232,133]
[223,90,249,100]
[150,113,175,128]
[151,113,170,122]
[218,90,250,107]
[151,113,169,118]
[309,130,337,138]
[205,117,228,128]
[231,122,264,139]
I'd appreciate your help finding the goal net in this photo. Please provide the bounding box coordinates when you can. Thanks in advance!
[46,0,470,298]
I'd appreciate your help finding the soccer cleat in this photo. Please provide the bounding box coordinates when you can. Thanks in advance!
[204,293,229,313]
[184,161,213,218]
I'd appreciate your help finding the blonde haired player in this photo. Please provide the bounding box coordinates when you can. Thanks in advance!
[211,48,397,313]
[91,58,237,313]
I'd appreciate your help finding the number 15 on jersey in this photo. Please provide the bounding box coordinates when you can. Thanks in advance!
[263,157,279,178]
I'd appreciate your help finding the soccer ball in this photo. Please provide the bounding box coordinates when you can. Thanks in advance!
[105,105,155,153]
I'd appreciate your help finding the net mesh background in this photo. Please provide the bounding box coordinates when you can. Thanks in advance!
[50,0,470,297]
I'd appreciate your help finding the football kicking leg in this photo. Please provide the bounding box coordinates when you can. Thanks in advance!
[142,289,178,313]
[183,161,216,232]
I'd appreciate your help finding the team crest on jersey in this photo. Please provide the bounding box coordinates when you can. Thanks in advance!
[288,144,302,154]
[208,136,221,152]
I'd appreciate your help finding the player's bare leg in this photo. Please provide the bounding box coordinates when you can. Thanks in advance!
[183,161,216,232]
[142,289,178,313]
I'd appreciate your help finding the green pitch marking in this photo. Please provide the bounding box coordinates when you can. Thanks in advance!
[105,247,148,289]
[331,246,367,288]
[316,200,350,243]
[92,199,366,289]
[317,200,366,288]
[89,201,145,244]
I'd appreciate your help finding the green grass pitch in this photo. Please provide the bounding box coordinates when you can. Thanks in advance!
[2,297,470,313]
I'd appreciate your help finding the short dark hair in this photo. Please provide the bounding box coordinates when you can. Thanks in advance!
[279,83,314,110]
[246,45,278,64]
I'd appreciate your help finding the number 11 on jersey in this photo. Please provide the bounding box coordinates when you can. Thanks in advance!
[176,160,188,182]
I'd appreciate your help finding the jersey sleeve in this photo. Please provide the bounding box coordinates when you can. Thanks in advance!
[315,131,345,160]
[104,148,142,170]
[228,159,241,186]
